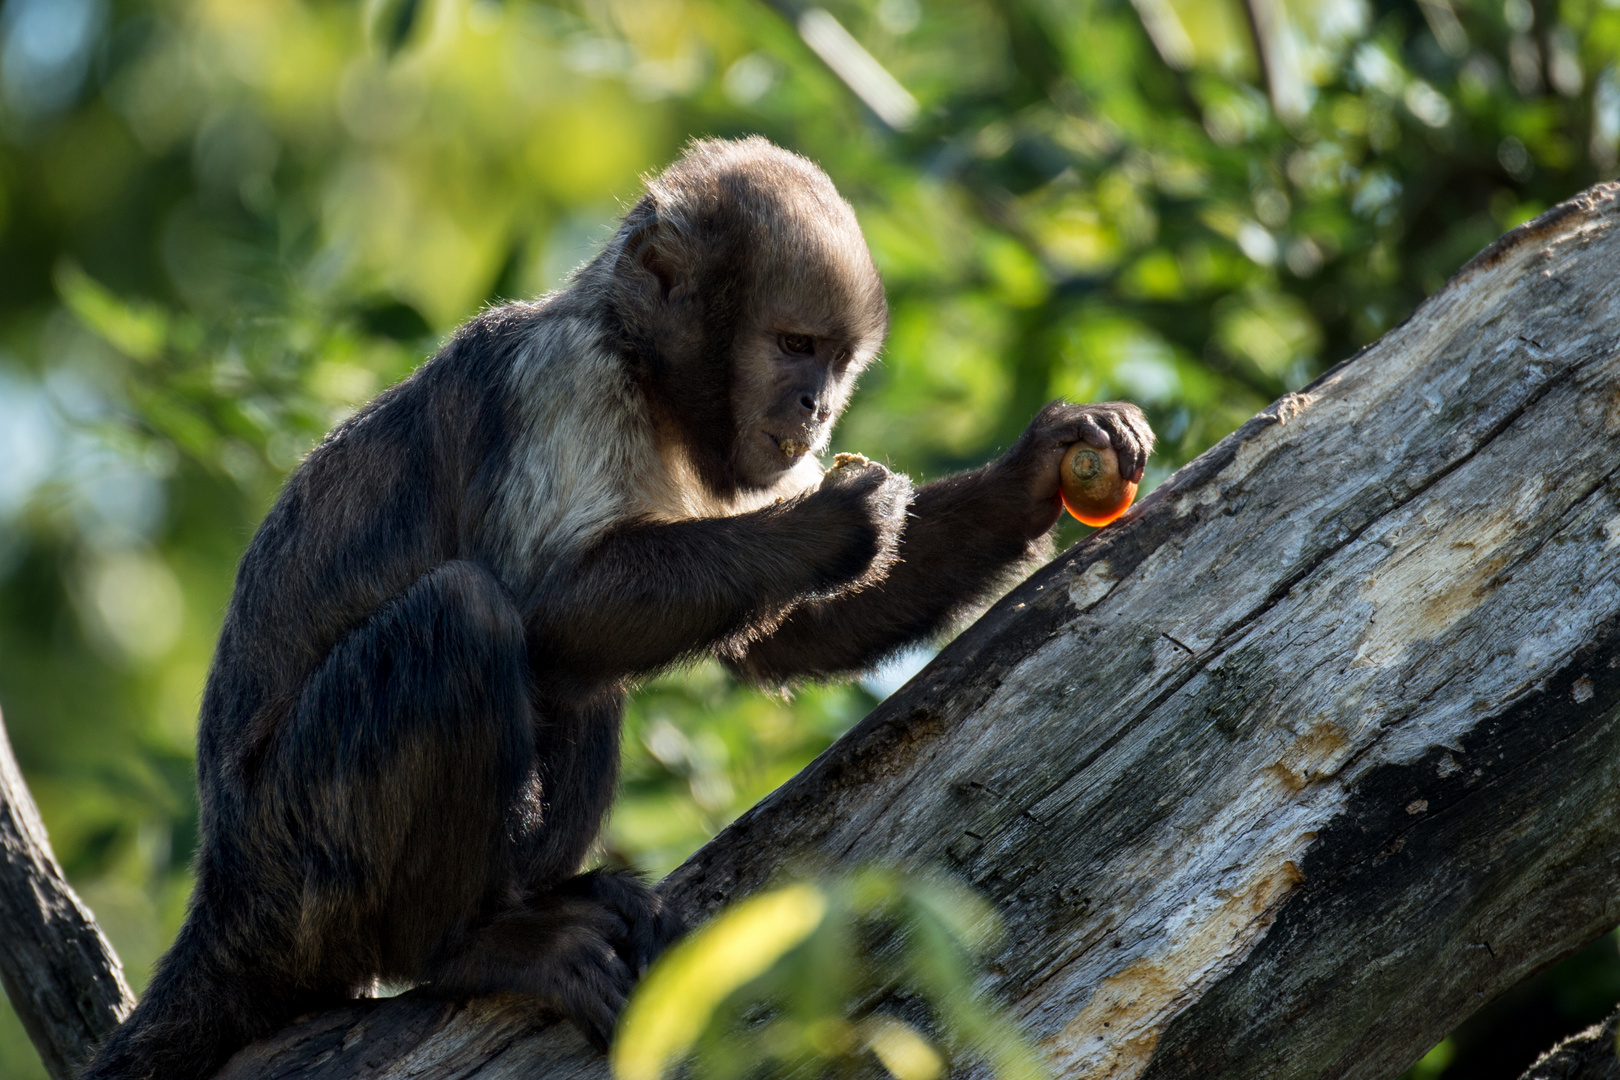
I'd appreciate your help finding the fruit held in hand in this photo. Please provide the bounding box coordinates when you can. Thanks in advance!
[1060,443,1137,527]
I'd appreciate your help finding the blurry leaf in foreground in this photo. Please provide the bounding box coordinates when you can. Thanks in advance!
[613,882,828,1080]
[613,868,1045,1080]
[862,1016,945,1080]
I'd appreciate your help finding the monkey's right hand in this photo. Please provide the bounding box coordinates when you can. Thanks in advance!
[993,400,1156,538]
[798,457,912,592]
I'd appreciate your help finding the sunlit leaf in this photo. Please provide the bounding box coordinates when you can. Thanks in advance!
[863,1016,945,1080]
[54,262,167,363]
[612,883,828,1080]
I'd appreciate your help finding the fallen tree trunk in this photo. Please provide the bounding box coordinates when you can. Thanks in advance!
[7,181,1620,1080]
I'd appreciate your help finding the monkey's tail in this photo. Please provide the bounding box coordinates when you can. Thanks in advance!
[81,916,296,1080]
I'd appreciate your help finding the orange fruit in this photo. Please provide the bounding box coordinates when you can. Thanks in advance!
[1059,443,1137,527]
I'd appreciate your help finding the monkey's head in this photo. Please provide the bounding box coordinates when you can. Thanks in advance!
[608,137,888,493]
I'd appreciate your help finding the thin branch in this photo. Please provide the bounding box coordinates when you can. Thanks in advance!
[0,706,134,1080]
[756,1,919,131]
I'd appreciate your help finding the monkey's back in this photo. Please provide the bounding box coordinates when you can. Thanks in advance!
[190,306,556,810]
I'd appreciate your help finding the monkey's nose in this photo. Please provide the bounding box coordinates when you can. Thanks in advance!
[798,394,817,414]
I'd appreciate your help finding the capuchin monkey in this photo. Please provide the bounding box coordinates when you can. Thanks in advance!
[84,136,1152,1079]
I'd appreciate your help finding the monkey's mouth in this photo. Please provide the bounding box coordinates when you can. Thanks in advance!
[763,431,814,461]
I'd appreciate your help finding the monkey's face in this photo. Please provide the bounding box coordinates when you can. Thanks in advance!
[729,317,874,488]
[726,229,887,489]
[612,137,889,493]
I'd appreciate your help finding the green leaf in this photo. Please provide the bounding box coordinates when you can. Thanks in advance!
[612,883,828,1080]
[54,262,168,363]
[367,0,425,57]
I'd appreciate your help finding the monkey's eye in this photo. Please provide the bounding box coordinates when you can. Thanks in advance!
[780,334,815,355]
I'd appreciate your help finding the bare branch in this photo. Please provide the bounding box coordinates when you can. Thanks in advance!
[757,1,919,131]
[0,707,133,1079]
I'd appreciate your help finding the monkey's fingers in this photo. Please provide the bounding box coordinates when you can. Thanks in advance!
[651,902,686,959]
[633,899,687,975]
[559,951,633,1052]
[1090,404,1152,483]
[574,869,682,976]
[1075,414,1111,451]
[1113,427,1147,484]
[576,994,621,1052]
[1126,415,1155,482]
[613,907,661,977]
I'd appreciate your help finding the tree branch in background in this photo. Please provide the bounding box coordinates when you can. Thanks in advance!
[1518,1010,1620,1079]
[756,0,919,131]
[1239,0,1309,122]
[0,708,133,1080]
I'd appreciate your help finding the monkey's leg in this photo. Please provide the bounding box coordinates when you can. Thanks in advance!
[426,868,684,1049]
[419,686,681,1047]
[82,561,535,1080]
[489,688,687,975]
[264,561,653,1045]
[274,559,669,1046]
[271,559,544,976]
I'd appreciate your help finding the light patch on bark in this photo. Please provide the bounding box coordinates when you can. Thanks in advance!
[1261,722,1351,792]
[1045,859,1308,1080]
[1265,392,1317,425]
[1069,561,1118,611]
[1351,489,1536,669]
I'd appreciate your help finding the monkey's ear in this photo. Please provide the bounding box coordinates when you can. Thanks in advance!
[621,215,693,304]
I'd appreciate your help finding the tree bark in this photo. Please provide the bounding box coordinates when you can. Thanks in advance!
[0,707,134,1079]
[9,181,1620,1080]
[1519,1010,1620,1079]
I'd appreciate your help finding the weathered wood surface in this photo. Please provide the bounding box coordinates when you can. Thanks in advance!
[1519,1010,1620,1079]
[0,180,1608,1080]
[0,707,134,1080]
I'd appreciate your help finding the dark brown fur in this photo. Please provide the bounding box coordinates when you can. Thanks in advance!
[83,137,1152,1080]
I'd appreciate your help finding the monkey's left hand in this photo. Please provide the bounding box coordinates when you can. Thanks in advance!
[993,401,1155,538]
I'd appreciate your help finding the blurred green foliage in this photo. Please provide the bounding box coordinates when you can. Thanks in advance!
[613,869,1043,1080]
[0,0,1615,1075]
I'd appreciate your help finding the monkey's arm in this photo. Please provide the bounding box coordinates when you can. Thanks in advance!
[718,468,1042,683]
[723,401,1154,684]
[523,465,910,680]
